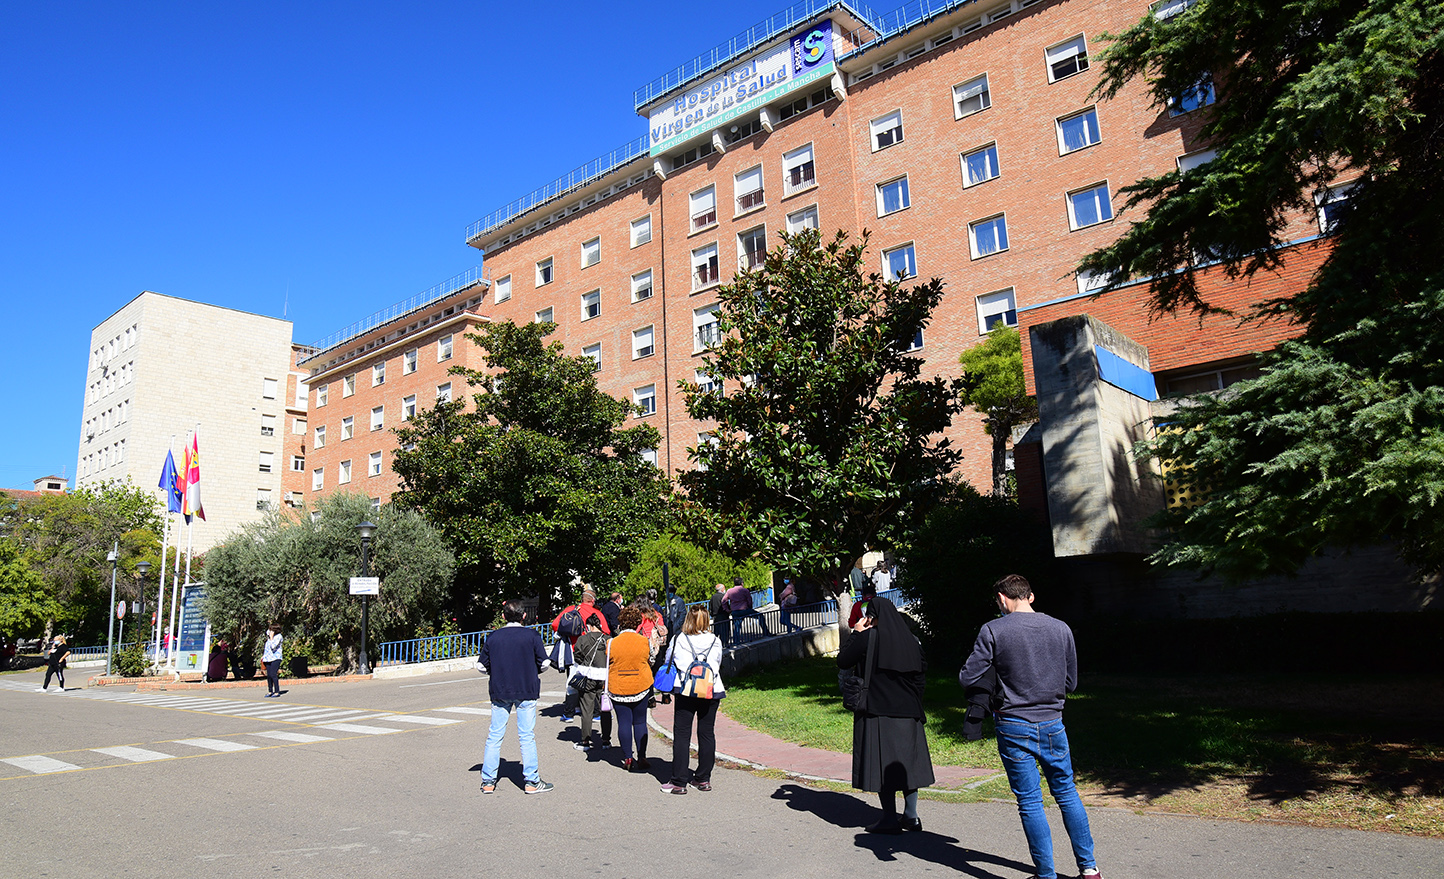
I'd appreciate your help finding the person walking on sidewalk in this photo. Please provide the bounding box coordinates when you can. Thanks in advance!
[837,596,933,833]
[960,574,1103,879]
[661,607,726,794]
[606,607,655,773]
[572,616,612,751]
[478,599,553,795]
[40,635,70,692]
[262,625,283,697]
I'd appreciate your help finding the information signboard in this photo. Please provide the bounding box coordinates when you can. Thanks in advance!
[175,583,210,674]
[349,577,380,596]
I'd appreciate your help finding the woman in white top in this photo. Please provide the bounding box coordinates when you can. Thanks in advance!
[262,624,283,697]
[661,607,726,793]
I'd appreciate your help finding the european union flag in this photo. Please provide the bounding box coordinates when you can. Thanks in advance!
[158,450,183,514]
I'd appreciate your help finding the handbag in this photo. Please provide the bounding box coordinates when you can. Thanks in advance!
[653,642,680,693]
[838,628,877,713]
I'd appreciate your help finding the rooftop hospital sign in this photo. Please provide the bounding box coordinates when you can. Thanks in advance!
[648,20,837,156]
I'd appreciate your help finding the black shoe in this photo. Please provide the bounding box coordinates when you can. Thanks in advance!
[865,817,904,834]
[899,816,922,833]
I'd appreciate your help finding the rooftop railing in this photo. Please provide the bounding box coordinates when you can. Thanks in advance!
[305,267,485,357]
[849,0,988,52]
[464,136,650,246]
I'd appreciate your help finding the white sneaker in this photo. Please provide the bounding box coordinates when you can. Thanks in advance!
[36,687,46,692]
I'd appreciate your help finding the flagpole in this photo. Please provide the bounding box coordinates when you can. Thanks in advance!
[167,522,182,669]
[153,436,175,664]
[177,424,201,672]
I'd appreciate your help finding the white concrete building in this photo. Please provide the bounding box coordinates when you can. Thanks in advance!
[77,291,303,550]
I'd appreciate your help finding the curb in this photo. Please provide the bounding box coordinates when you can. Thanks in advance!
[87,673,373,691]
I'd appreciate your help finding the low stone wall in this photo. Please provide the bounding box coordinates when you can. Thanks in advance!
[372,656,478,679]
[720,625,841,679]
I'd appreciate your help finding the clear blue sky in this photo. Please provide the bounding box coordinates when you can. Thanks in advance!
[0,0,798,490]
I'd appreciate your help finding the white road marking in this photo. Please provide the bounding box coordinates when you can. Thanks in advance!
[437,706,492,715]
[2,755,82,774]
[250,731,335,743]
[174,738,257,752]
[92,746,173,762]
[378,715,462,725]
[398,678,481,688]
[314,723,403,735]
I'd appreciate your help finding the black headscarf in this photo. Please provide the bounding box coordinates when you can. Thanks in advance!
[867,596,923,673]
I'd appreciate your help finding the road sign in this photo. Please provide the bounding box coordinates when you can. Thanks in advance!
[116,601,127,619]
[349,577,380,596]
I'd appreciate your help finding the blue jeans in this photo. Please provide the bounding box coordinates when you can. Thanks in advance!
[482,699,538,785]
[994,717,1096,879]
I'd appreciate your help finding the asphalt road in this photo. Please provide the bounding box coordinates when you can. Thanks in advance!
[2,668,1441,879]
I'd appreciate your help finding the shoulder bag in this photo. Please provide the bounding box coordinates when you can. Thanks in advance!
[838,629,877,713]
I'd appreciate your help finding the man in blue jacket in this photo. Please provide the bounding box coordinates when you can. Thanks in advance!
[960,575,1102,879]
[477,599,552,795]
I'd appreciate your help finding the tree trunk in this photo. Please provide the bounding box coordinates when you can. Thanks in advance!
[991,426,1009,498]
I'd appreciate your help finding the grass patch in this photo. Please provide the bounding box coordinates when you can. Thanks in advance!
[724,656,1444,836]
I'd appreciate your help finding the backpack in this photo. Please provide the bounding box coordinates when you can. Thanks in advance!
[556,607,586,639]
[679,655,715,699]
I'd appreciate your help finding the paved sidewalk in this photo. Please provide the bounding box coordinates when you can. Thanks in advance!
[647,696,999,789]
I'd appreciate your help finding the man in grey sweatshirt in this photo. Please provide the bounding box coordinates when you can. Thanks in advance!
[960,574,1102,879]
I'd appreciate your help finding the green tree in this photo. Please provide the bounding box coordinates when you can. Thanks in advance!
[622,533,772,603]
[958,325,1038,498]
[202,492,455,671]
[4,481,161,642]
[1077,0,1444,576]
[0,539,58,638]
[392,320,673,623]
[679,229,963,604]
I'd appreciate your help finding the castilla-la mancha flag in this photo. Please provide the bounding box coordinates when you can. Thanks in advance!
[182,432,205,522]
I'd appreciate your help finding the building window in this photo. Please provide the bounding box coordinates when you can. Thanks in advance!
[581,237,601,268]
[694,368,721,395]
[494,275,511,303]
[1046,35,1090,82]
[339,460,352,484]
[631,215,652,247]
[315,425,327,448]
[632,269,653,302]
[582,343,602,372]
[969,215,1010,258]
[536,257,554,286]
[690,186,717,231]
[977,288,1018,333]
[735,166,765,213]
[787,205,819,233]
[777,87,828,121]
[1067,183,1114,229]
[694,305,721,351]
[641,448,658,467]
[403,349,418,374]
[877,176,911,216]
[725,117,764,143]
[368,451,383,477]
[739,226,767,270]
[1177,149,1218,175]
[1152,0,1196,19]
[908,329,924,351]
[256,488,273,511]
[259,451,274,473]
[316,385,328,407]
[1316,183,1354,234]
[437,382,452,403]
[883,244,917,282]
[1169,75,1215,116]
[370,406,384,431]
[535,306,554,324]
[261,414,276,436]
[1077,269,1115,295]
[671,139,715,171]
[438,334,453,361]
[312,468,324,491]
[343,375,355,397]
[262,377,278,399]
[1057,108,1101,154]
[633,325,655,359]
[962,143,1001,187]
[286,491,302,508]
[291,455,305,472]
[369,497,381,512]
[293,417,306,435]
[783,144,816,194]
[342,416,354,440]
[403,394,417,420]
[954,74,991,118]
[581,289,601,321]
[372,362,385,386]
[693,243,720,290]
[870,110,904,150]
[634,384,656,416]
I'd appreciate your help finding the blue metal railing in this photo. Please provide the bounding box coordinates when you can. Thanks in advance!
[841,0,987,57]
[305,266,486,358]
[464,137,651,245]
[376,586,906,666]
[68,642,144,661]
[632,0,881,110]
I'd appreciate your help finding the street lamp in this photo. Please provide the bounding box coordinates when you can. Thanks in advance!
[355,521,376,675]
[132,560,151,664]
[104,543,119,676]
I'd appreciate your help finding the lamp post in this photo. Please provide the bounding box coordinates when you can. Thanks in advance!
[133,560,151,664]
[355,521,376,675]
[104,542,119,676]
